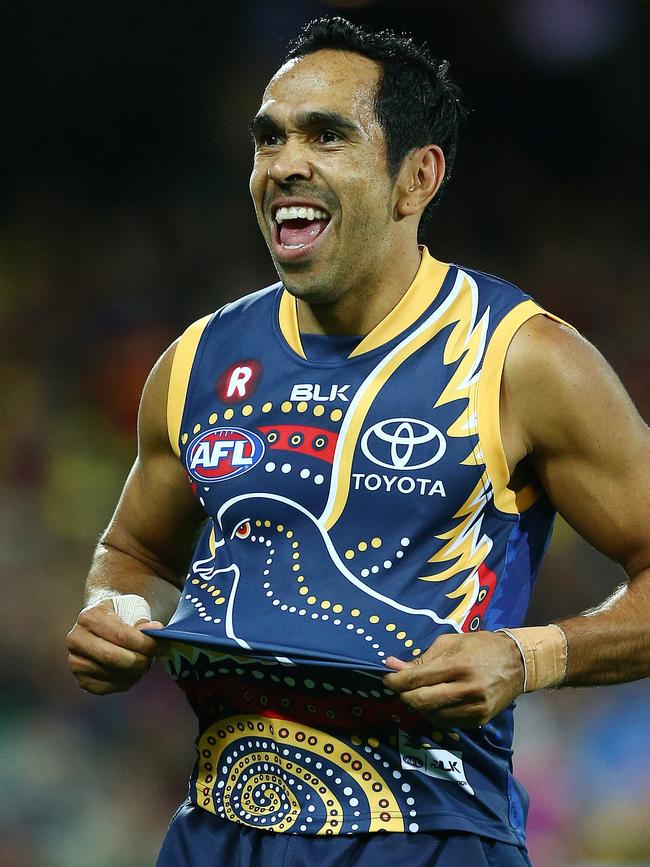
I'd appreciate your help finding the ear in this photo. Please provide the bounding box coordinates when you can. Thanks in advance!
[394,145,446,218]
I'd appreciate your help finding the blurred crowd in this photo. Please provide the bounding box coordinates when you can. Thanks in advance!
[1,1,649,864]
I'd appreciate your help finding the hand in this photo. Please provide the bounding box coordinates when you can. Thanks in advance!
[382,631,525,728]
[66,599,164,695]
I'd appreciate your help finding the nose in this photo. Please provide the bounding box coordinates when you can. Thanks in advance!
[267,138,312,185]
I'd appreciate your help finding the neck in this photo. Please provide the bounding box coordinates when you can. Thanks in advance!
[296,244,422,336]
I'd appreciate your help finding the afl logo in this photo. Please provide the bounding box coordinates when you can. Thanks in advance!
[187,427,265,483]
[361,418,446,470]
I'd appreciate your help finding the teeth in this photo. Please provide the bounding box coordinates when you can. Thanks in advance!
[275,205,330,224]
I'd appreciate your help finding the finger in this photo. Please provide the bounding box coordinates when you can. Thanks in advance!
[77,606,160,657]
[398,684,488,728]
[68,652,149,682]
[134,619,165,630]
[75,673,136,696]
[384,656,411,671]
[66,629,152,673]
[383,655,461,693]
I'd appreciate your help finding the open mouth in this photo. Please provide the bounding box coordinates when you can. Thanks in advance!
[271,204,332,262]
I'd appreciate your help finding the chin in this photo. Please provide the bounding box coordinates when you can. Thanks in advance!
[274,264,340,304]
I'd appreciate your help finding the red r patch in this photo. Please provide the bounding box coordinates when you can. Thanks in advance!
[216,359,262,403]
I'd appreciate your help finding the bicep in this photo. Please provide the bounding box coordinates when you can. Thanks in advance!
[506,317,650,576]
[102,342,206,586]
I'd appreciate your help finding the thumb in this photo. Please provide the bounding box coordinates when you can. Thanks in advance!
[384,656,414,671]
[134,619,164,630]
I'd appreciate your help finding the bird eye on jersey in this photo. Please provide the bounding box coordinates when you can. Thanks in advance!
[232,519,251,540]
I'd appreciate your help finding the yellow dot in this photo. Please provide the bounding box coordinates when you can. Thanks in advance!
[193,423,202,434]
[181,433,189,444]
[264,520,271,527]
[292,552,300,560]
[292,541,299,548]
[449,732,460,741]
[277,524,284,532]
[344,549,355,560]
[297,576,305,583]
[367,737,379,748]
[313,405,325,417]
[371,537,382,548]
[307,596,316,605]
[208,585,215,592]
[212,589,221,597]
[299,587,309,595]
[330,408,343,422]
[281,401,292,412]
[351,608,360,617]
[215,597,225,605]
[242,404,253,416]
[351,735,362,745]
[432,731,444,742]
[320,600,331,610]
[333,604,343,614]
[255,520,262,527]
[412,648,421,656]
[292,564,300,572]
[386,623,396,632]
[404,639,413,648]
[286,530,293,539]
[357,541,368,552]
[209,413,218,424]
[262,402,272,413]
[296,401,308,412]
[369,615,380,624]
[396,631,407,640]
[224,408,234,420]
[201,582,208,589]
[191,578,200,585]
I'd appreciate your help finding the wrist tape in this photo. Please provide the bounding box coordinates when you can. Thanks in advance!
[496,624,568,692]
[110,594,152,627]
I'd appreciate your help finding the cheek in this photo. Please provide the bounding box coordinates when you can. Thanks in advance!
[249,162,265,206]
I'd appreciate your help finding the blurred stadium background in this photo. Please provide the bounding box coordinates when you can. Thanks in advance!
[1,1,649,864]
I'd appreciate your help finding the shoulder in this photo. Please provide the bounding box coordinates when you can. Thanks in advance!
[503,313,635,454]
[216,282,283,321]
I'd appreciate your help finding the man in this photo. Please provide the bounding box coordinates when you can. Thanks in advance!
[66,16,650,867]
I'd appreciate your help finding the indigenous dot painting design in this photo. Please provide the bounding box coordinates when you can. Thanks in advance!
[158,643,466,835]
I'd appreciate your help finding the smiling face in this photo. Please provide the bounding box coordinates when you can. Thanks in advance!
[249,50,405,306]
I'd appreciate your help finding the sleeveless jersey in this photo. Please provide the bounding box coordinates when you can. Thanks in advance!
[150,248,564,846]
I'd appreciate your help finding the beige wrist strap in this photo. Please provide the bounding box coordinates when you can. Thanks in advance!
[496,624,568,692]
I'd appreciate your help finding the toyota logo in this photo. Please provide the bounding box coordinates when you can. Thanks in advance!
[360,418,446,470]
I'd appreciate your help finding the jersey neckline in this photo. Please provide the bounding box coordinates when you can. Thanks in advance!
[276,247,450,365]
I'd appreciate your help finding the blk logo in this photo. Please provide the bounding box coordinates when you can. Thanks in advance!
[187,427,265,483]
[289,383,350,402]
[361,418,446,471]
[216,359,262,403]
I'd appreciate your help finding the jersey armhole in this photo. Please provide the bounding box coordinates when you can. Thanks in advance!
[167,314,213,457]
[476,301,576,515]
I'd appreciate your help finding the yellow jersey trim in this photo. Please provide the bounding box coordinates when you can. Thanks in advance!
[278,290,306,358]
[167,314,213,457]
[277,247,449,360]
[476,303,576,515]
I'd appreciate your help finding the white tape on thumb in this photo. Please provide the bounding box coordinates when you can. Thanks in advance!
[110,594,152,627]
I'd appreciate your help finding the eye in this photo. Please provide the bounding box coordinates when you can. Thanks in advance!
[233,519,251,540]
[319,129,341,144]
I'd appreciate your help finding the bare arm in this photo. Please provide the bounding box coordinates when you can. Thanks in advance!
[503,315,650,685]
[66,341,206,693]
[384,314,650,724]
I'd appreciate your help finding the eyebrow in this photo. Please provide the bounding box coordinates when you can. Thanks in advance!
[249,109,363,139]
